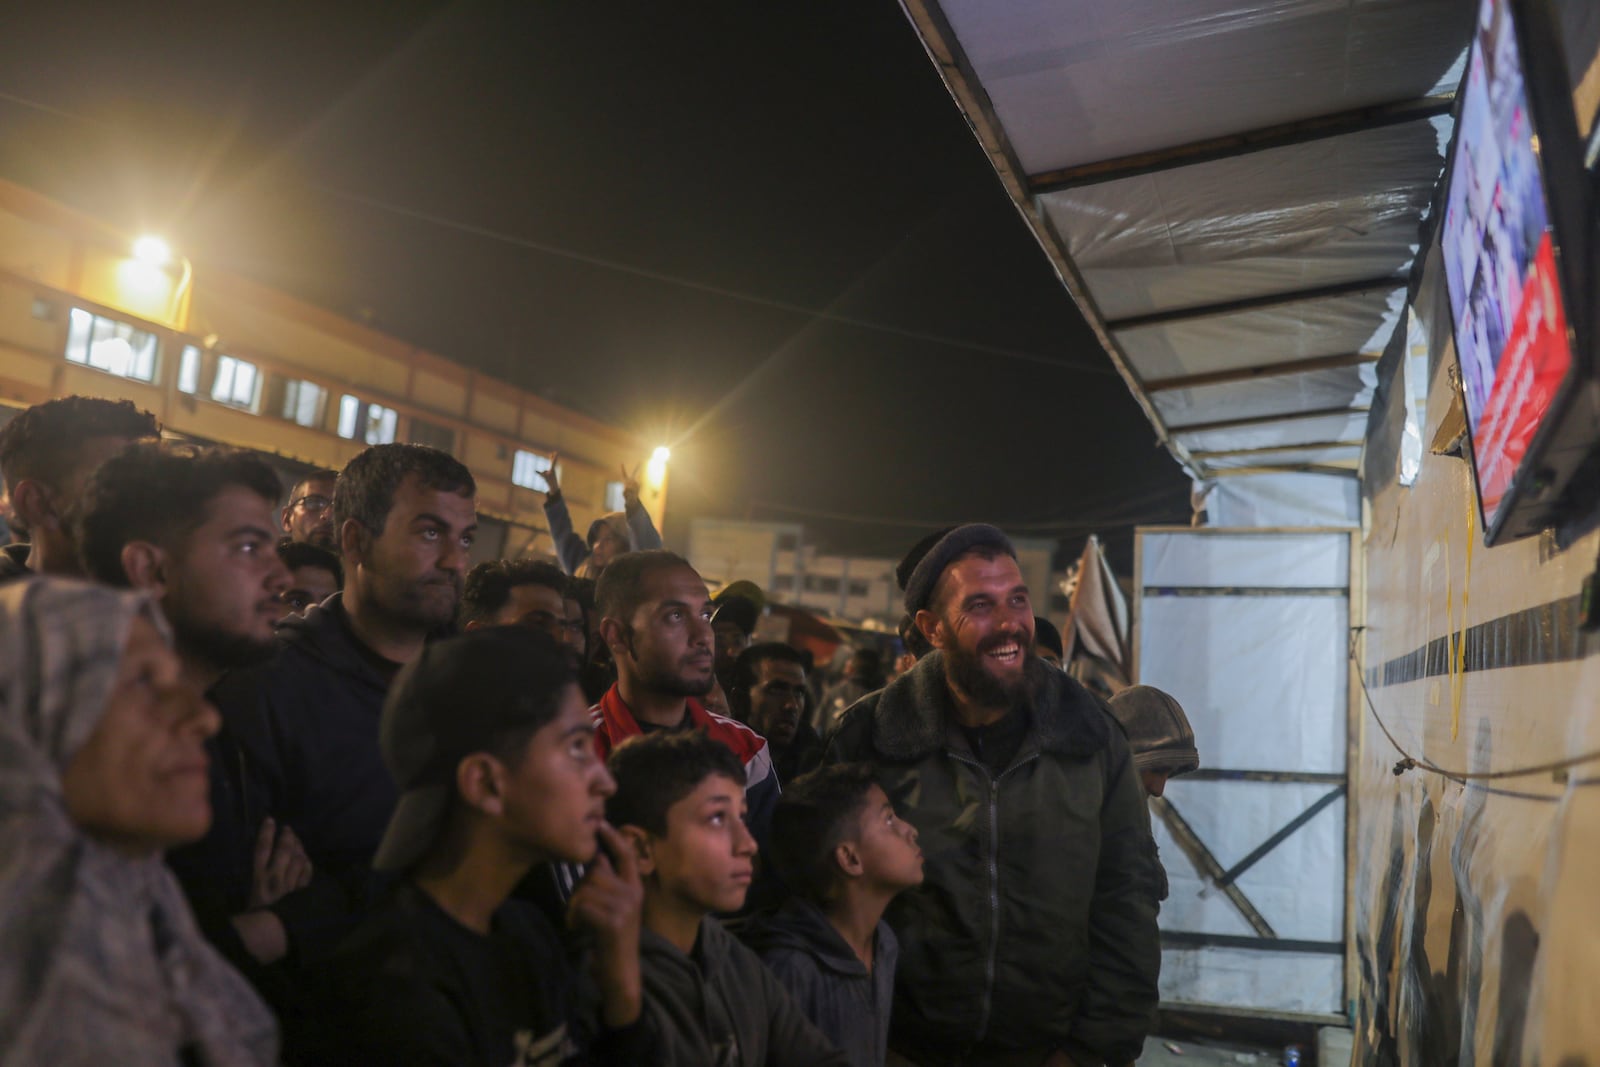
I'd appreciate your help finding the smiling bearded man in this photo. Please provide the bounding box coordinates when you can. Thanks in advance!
[822,524,1160,1067]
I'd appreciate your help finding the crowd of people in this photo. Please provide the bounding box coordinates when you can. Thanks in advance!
[0,394,1201,1067]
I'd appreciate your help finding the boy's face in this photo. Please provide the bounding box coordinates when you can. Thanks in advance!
[641,773,756,914]
[850,783,924,892]
[497,682,616,864]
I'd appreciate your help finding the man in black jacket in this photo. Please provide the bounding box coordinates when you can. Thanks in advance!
[215,443,478,967]
[823,524,1158,1067]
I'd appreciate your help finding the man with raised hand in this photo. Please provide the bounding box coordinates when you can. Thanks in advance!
[543,454,662,578]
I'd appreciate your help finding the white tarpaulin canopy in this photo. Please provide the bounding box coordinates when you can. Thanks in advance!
[901,0,1471,488]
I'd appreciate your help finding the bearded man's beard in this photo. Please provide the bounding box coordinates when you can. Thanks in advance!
[944,635,1033,709]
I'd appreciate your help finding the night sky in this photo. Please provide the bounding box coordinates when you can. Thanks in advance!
[0,0,1190,571]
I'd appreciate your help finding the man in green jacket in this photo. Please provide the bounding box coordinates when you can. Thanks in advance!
[823,524,1159,1067]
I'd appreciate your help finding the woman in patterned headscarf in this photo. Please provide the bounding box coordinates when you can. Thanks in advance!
[0,576,278,1066]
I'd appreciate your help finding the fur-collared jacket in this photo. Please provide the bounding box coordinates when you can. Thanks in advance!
[823,652,1160,1067]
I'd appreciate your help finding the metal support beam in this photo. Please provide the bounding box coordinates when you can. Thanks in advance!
[1206,463,1361,478]
[1145,352,1381,392]
[1107,275,1406,332]
[1171,405,1370,436]
[1214,786,1346,889]
[1152,797,1276,938]
[1184,768,1347,785]
[1028,93,1456,194]
[1161,931,1345,955]
[1144,586,1347,597]
[1190,440,1362,460]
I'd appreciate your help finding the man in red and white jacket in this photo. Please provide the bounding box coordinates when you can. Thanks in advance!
[590,551,780,849]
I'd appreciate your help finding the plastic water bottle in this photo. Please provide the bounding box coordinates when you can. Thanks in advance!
[1283,1047,1302,1067]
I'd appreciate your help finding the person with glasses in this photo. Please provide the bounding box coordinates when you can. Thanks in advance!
[461,558,586,669]
[280,469,339,551]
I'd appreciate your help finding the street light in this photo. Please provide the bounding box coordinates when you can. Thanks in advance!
[646,445,670,486]
[132,235,172,266]
[128,235,192,324]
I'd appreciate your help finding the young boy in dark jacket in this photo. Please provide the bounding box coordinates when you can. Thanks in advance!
[607,731,851,1067]
[742,764,924,1067]
[317,627,654,1065]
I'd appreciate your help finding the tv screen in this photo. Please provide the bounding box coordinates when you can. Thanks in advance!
[1441,0,1586,539]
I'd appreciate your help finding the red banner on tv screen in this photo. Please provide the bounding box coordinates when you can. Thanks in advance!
[1471,232,1571,523]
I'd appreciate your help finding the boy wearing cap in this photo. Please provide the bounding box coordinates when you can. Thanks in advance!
[607,731,850,1067]
[319,627,654,1065]
[1107,685,1201,907]
[1106,685,1199,800]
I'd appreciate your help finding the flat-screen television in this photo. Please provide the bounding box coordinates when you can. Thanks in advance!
[1440,0,1597,545]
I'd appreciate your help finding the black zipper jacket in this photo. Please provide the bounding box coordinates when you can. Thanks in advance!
[822,653,1159,1066]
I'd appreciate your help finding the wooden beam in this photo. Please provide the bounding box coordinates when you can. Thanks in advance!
[1207,464,1361,478]
[1153,797,1277,939]
[1190,440,1362,460]
[1145,352,1380,392]
[1029,93,1456,194]
[1107,275,1406,332]
[1171,405,1370,436]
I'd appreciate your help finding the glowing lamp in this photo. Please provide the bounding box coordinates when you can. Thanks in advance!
[132,235,173,266]
[646,445,670,485]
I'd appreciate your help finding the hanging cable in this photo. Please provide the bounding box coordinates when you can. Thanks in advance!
[1350,633,1600,790]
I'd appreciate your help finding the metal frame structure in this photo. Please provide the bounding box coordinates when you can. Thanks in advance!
[1133,526,1362,1023]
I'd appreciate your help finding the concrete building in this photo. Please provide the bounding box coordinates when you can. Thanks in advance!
[688,516,1057,628]
[0,180,668,561]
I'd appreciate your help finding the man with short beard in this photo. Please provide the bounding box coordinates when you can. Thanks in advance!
[215,443,477,973]
[76,444,315,980]
[590,550,779,850]
[823,524,1158,1067]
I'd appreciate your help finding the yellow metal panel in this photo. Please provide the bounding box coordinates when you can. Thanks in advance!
[470,388,518,434]
[413,368,467,416]
[0,215,73,289]
[0,344,56,390]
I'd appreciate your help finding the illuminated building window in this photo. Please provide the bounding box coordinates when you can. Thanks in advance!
[177,345,201,394]
[211,355,261,411]
[604,480,627,511]
[409,416,455,453]
[278,378,328,429]
[64,307,158,383]
[338,394,397,445]
[512,449,556,492]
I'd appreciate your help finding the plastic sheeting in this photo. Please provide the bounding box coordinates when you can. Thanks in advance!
[1115,287,1406,383]
[1154,362,1378,429]
[938,0,1470,175]
[905,0,1466,485]
[1204,472,1360,526]
[1142,529,1350,588]
[1044,120,1449,321]
[1202,445,1363,472]
[1175,411,1371,455]
[1136,528,1352,1015]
